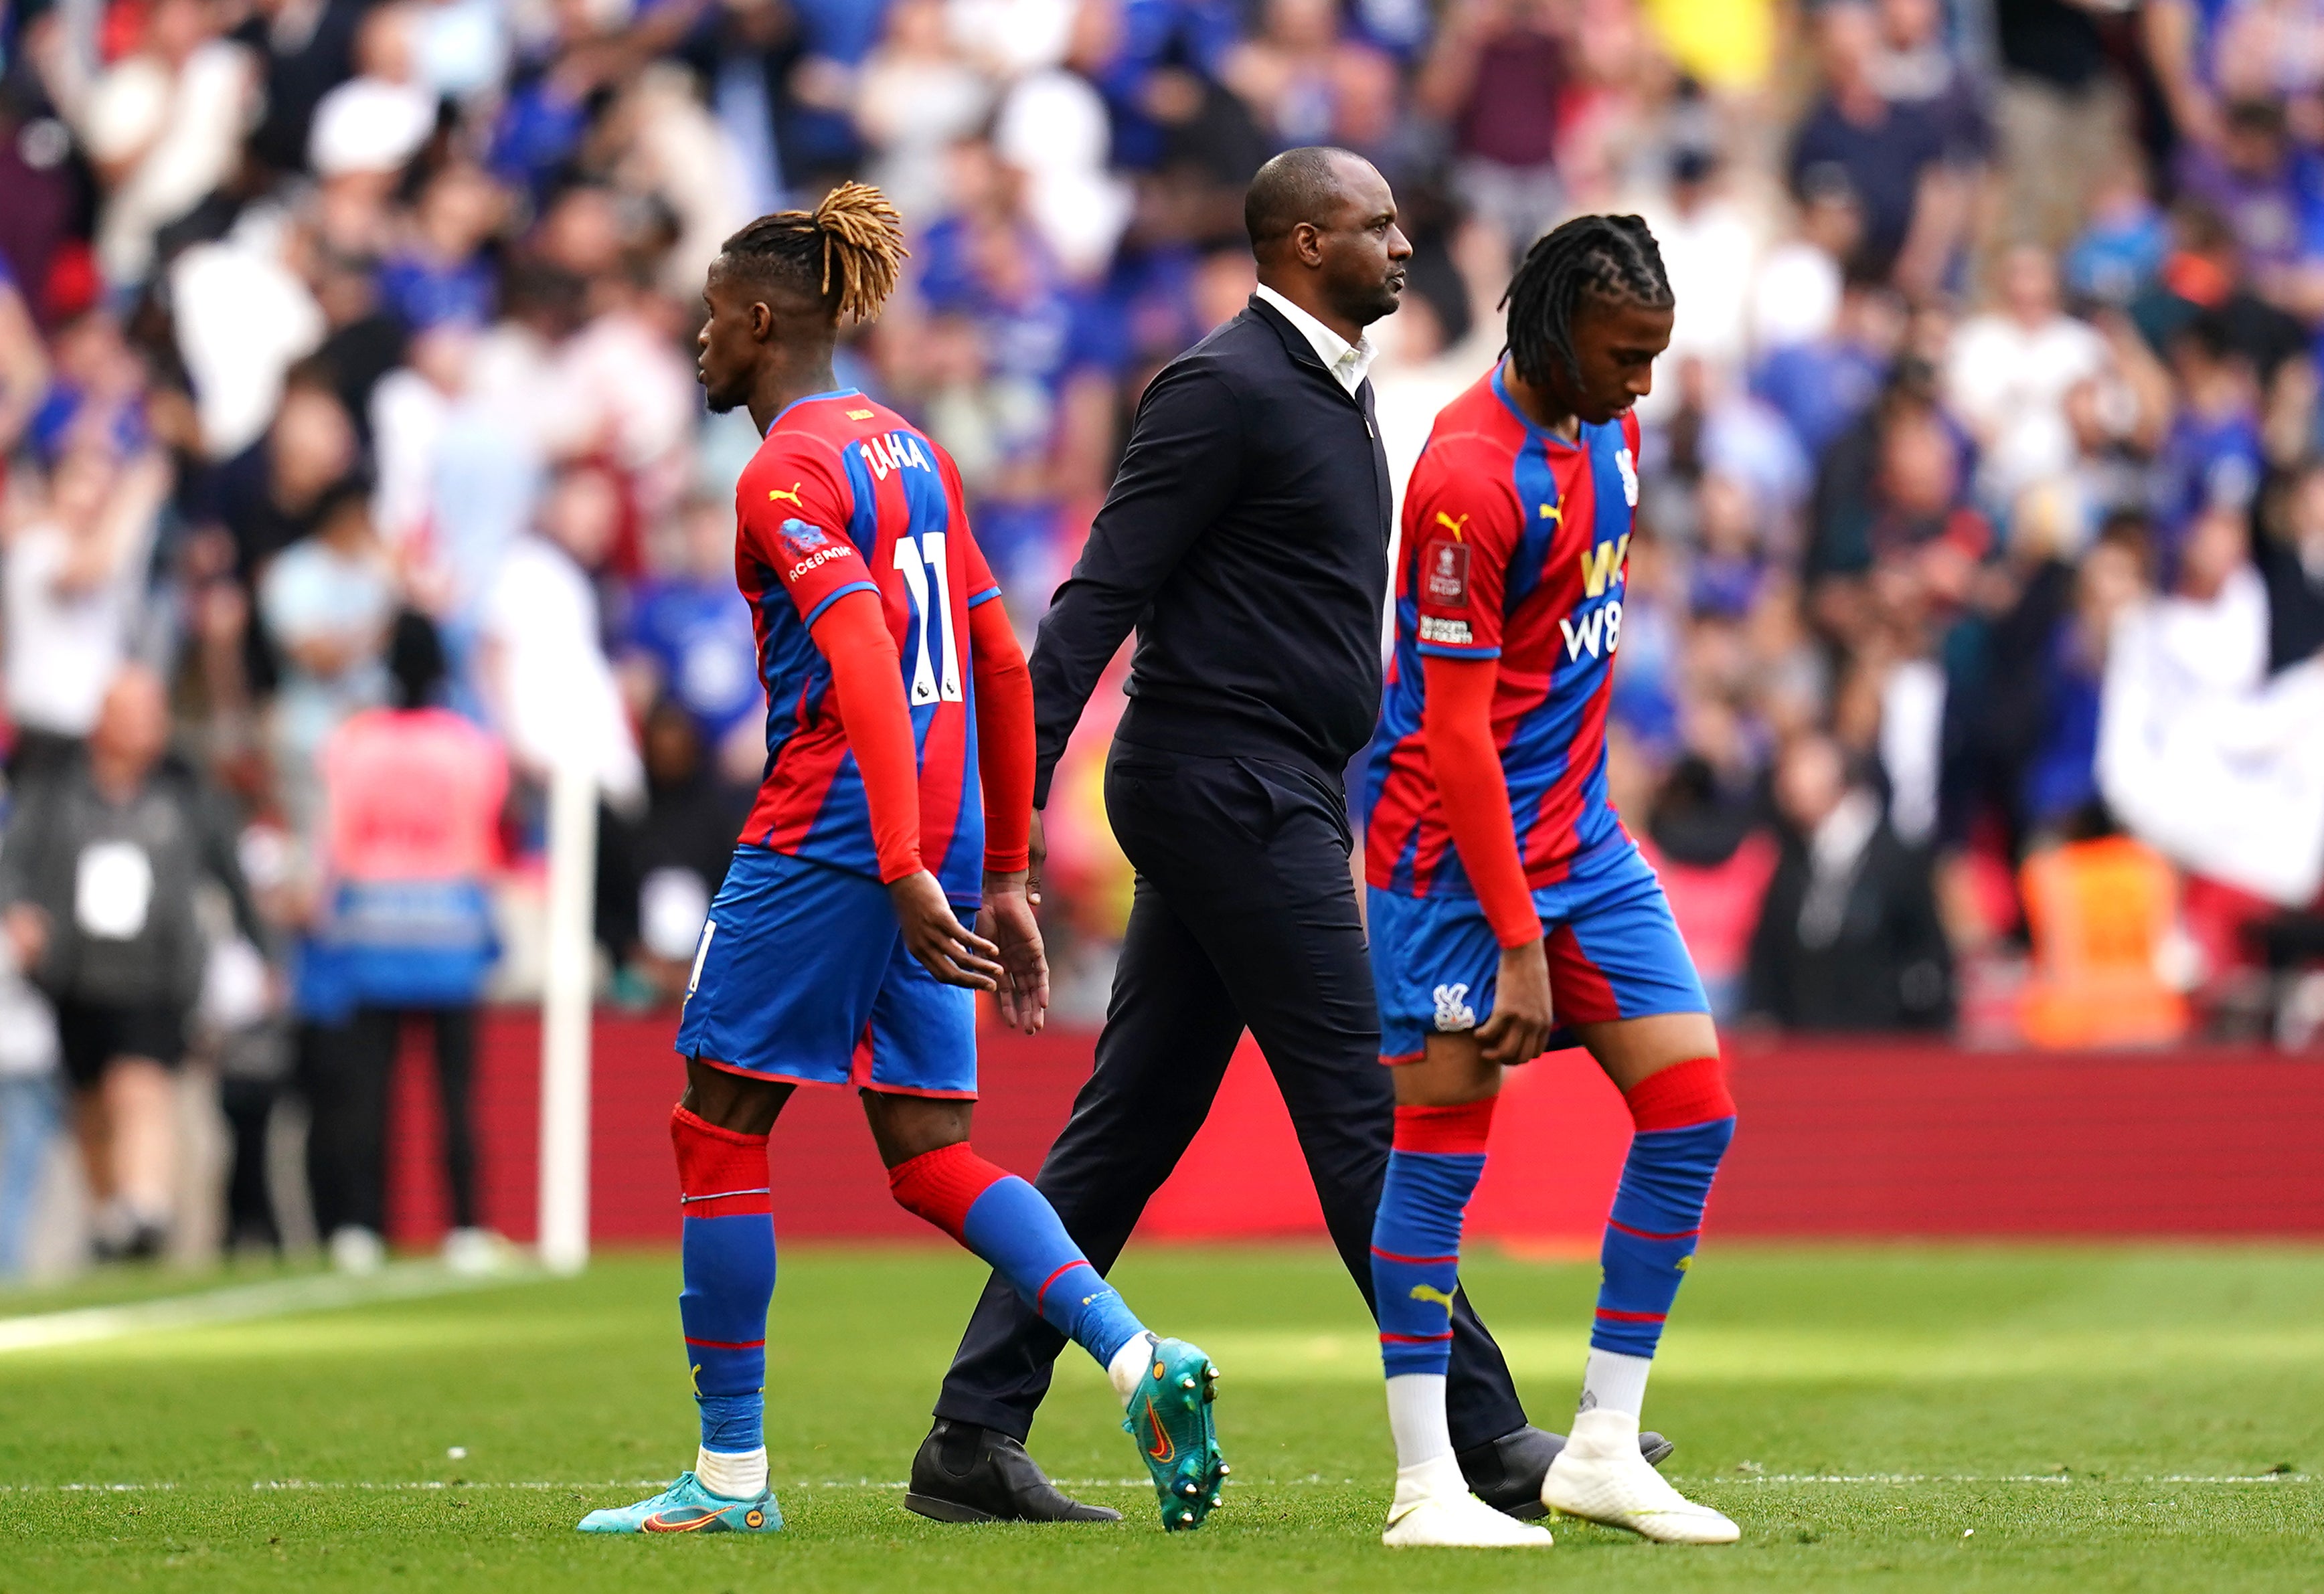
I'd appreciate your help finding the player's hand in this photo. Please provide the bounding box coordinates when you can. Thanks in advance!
[977,871,1050,1035]
[888,870,1002,992]
[1025,808,1046,909]
[1475,936,1552,1067]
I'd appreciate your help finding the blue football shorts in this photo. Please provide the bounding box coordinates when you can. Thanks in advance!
[1369,836,1708,1065]
[673,845,977,1098]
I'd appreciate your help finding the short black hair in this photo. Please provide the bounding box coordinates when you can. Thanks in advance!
[717,181,909,324]
[388,610,446,710]
[1502,213,1674,388]
[311,474,374,533]
[1244,146,1363,254]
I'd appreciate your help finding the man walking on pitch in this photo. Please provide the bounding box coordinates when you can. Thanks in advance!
[909,148,1665,1525]
[1363,214,1738,1546]
[577,184,1224,1537]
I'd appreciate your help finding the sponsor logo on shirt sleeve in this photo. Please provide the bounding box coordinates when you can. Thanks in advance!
[777,516,830,555]
[778,517,856,580]
[1418,615,1475,646]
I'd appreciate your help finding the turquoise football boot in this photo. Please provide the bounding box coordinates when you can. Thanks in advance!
[1122,1336,1227,1530]
[576,1472,783,1534]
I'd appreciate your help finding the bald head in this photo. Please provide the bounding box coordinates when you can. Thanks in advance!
[1246,147,1368,256]
[91,665,171,782]
[1243,147,1410,336]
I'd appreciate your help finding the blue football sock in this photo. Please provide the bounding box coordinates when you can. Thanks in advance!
[1592,1058,1736,1359]
[1371,1101,1495,1379]
[673,1108,776,1464]
[891,1143,1147,1367]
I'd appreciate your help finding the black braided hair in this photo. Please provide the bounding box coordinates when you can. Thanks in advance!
[1501,214,1673,389]
[718,181,910,325]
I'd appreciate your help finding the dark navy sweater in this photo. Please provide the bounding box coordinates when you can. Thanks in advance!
[1028,296,1394,805]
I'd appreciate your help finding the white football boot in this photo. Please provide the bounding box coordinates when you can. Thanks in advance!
[1539,1408,1740,1544]
[1382,1464,1554,1548]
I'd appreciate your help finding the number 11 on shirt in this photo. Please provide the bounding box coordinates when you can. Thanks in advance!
[891,531,962,706]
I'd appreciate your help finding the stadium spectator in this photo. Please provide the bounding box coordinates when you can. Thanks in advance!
[236,0,373,180]
[0,933,62,1279]
[210,976,291,1255]
[2098,503,2324,911]
[1995,0,2130,252]
[257,477,398,838]
[854,1,994,226]
[378,161,505,333]
[302,612,507,1275]
[2066,156,2171,309]
[4,444,169,779]
[211,363,361,577]
[1942,246,2110,509]
[42,0,256,290]
[1749,178,1861,354]
[1745,731,1953,1031]
[1789,1,1970,295]
[307,1,438,189]
[2258,454,2324,672]
[0,256,48,460]
[594,699,744,1007]
[2151,314,2264,565]
[1752,268,1904,464]
[1953,514,2153,855]
[1416,0,1569,256]
[615,495,763,787]
[1645,145,1758,381]
[988,12,1138,282]
[1871,0,1991,174]
[0,667,269,1261]
[478,462,644,808]
[2171,98,2324,309]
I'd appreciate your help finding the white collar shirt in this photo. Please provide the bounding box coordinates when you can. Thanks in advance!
[1254,283,1376,395]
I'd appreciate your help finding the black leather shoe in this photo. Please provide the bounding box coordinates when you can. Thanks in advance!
[903,1419,1123,1523]
[1458,1424,1676,1519]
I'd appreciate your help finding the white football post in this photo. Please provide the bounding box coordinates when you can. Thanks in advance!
[537,754,598,1274]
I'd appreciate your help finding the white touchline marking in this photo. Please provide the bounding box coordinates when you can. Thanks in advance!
[1712,1474,2317,1485]
[0,1262,546,1355]
[0,1474,2309,1494]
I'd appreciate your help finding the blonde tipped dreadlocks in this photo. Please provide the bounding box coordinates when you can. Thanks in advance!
[719,181,910,325]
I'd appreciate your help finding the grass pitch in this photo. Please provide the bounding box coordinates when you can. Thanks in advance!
[1,1245,2319,1592]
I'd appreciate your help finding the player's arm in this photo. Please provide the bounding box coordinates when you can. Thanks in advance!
[1026,363,1245,807]
[809,592,1000,992]
[1410,469,1552,1067]
[936,450,1047,1031]
[967,588,1048,1035]
[742,442,998,991]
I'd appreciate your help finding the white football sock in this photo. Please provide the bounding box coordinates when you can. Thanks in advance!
[1578,1348,1653,1419]
[1107,1331,1157,1409]
[1384,1372,1458,1481]
[695,1444,767,1500]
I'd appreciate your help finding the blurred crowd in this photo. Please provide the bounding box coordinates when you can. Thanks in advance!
[1,0,2323,1276]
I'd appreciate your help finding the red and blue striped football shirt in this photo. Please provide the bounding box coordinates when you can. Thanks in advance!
[734,388,1002,905]
[1365,364,1642,899]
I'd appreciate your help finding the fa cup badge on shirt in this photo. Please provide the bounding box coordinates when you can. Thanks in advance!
[1424,539,1471,606]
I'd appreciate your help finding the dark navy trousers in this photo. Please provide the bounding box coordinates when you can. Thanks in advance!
[930,743,1530,1451]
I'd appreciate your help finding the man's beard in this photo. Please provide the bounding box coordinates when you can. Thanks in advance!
[1357,280,1405,326]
